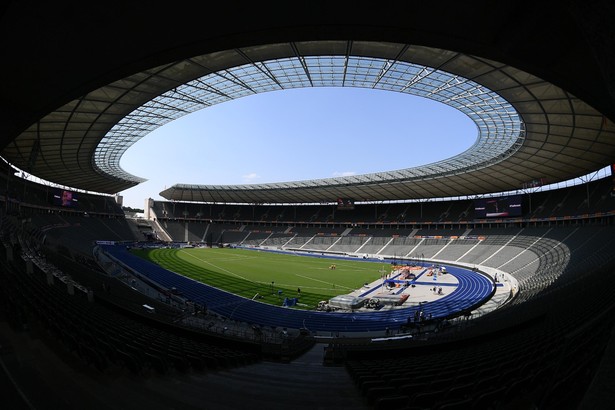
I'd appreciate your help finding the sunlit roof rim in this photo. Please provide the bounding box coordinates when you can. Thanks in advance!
[7,40,613,199]
[95,54,524,189]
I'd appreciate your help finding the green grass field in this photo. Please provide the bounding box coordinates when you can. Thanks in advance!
[130,247,389,309]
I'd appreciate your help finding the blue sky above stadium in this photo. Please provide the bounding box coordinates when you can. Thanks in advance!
[118,87,477,209]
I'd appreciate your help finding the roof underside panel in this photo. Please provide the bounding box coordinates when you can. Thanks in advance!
[3,42,615,201]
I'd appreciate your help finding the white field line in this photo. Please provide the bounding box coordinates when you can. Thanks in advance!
[180,249,372,290]
[180,249,253,282]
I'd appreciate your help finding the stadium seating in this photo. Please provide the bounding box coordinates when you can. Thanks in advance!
[1,175,615,409]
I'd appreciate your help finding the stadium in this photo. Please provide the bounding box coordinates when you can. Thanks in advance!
[1,2,615,410]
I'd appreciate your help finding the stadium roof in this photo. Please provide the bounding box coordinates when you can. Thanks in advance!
[1,3,614,203]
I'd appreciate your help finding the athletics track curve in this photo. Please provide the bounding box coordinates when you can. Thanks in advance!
[101,244,495,333]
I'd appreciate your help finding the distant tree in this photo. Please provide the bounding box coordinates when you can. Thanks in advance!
[122,206,144,213]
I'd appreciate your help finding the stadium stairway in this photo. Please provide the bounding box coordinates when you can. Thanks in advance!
[0,318,370,410]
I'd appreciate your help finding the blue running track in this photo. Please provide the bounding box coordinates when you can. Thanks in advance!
[102,245,494,332]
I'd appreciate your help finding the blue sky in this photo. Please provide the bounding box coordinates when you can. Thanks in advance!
[118,87,477,209]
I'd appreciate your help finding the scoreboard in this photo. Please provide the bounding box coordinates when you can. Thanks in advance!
[337,198,355,210]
